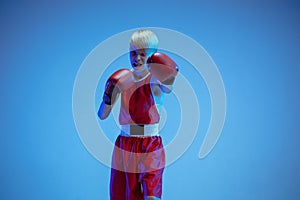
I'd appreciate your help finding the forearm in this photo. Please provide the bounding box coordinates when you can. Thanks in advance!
[160,83,173,94]
[160,76,175,94]
[98,101,112,120]
[98,69,131,120]
[147,52,178,94]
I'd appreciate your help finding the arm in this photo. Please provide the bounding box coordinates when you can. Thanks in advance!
[97,80,120,120]
[147,52,179,93]
[98,93,120,120]
[98,101,112,120]
[97,69,133,120]
[160,77,175,93]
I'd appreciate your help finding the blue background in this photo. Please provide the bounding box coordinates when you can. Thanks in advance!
[1,0,300,199]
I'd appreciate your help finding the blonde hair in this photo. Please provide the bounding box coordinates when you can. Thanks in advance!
[130,29,159,50]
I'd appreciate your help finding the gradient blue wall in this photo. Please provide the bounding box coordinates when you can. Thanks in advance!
[1,0,300,199]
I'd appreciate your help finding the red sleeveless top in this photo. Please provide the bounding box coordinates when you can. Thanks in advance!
[119,73,160,125]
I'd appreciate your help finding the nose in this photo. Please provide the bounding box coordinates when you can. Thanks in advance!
[136,54,141,61]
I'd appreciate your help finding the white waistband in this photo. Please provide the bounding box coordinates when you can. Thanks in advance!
[121,124,159,137]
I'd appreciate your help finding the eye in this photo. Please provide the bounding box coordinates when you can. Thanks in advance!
[130,51,136,56]
[140,53,146,57]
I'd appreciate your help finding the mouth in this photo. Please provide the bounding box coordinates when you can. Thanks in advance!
[133,63,143,68]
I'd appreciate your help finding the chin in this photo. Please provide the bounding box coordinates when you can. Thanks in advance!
[133,65,146,71]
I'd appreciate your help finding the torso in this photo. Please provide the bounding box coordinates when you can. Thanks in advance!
[119,72,164,125]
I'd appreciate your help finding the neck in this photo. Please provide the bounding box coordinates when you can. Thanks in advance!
[133,69,149,80]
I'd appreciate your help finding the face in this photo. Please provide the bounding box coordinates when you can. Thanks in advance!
[129,47,155,72]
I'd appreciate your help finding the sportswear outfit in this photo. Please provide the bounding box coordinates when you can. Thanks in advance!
[110,73,165,200]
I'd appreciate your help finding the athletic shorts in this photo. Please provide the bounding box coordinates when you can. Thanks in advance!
[110,134,165,200]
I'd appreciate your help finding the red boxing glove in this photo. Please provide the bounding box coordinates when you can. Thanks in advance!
[147,52,179,84]
[103,68,133,105]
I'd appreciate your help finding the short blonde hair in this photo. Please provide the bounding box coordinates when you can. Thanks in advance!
[130,29,159,50]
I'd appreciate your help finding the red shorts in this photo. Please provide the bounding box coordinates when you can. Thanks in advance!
[110,135,165,200]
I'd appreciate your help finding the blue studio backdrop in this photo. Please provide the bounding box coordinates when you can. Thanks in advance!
[1,1,300,199]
